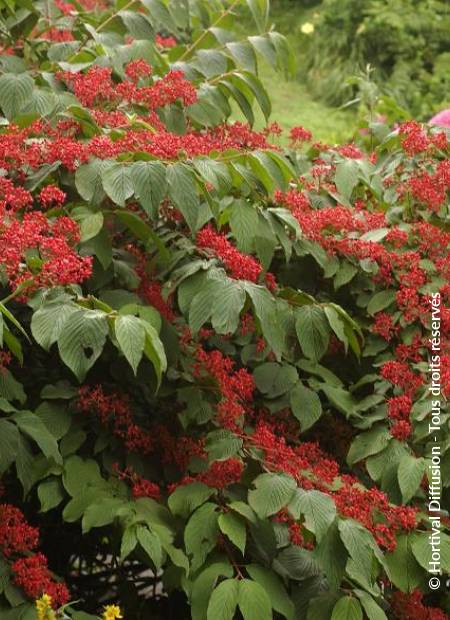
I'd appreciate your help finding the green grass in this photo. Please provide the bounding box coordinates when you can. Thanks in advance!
[235,0,357,143]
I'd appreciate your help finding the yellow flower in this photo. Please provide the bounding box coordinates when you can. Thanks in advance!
[35,594,56,620]
[102,605,123,620]
[301,22,315,35]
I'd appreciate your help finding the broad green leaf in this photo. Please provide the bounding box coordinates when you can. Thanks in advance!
[290,382,323,431]
[143,321,167,388]
[13,411,62,464]
[115,314,146,375]
[397,455,426,503]
[185,503,219,571]
[38,478,64,512]
[0,419,19,474]
[296,305,330,362]
[130,161,167,218]
[229,201,259,254]
[120,526,138,562]
[334,160,359,203]
[384,535,423,592]
[347,427,392,465]
[288,490,336,542]
[75,158,108,204]
[246,564,294,620]
[313,520,347,590]
[205,429,242,461]
[80,212,104,243]
[253,363,298,398]
[167,163,200,232]
[356,592,388,620]
[102,163,134,206]
[192,562,234,620]
[168,482,214,518]
[207,579,239,620]
[238,579,272,620]
[31,301,78,351]
[246,0,269,32]
[218,512,246,555]
[211,280,245,335]
[137,526,163,569]
[82,497,125,533]
[331,596,363,620]
[58,309,108,381]
[248,473,297,518]
[0,72,34,119]
[367,290,397,316]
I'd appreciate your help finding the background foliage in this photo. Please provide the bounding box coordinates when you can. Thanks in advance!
[0,1,449,619]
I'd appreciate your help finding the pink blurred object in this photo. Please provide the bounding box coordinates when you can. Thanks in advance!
[429,109,450,127]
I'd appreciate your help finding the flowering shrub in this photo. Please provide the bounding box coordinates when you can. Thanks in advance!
[0,0,449,619]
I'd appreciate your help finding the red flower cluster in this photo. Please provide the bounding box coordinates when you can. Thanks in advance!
[246,421,416,550]
[12,553,69,608]
[0,211,92,292]
[391,589,448,620]
[197,225,268,284]
[0,504,69,607]
[38,184,67,209]
[193,345,255,429]
[78,385,154,454]
[0,504,39,556]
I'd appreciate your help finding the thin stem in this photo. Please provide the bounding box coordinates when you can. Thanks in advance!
[178,0,241,62]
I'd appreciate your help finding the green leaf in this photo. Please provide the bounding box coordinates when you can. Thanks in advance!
[218,512,246,555]
[75,158,107,204]
[290,382,323,431]
[58,309,108,381]
[192,562,234,620]
[347,427,392,465]
[356,592,388,620]
[207,579,239,620]
[130,161,167,218]
[80,212,104,243]
[31,300,78,351]
[246,564,294,620]
[253,363,298,398]
[334,160,359,203]
[63,455,105,497]
[320,384,359,417]
[211,280,246,335]
[411,532,450,574]
[167,163,200,232]
[120,10,154,39]
[13,411,62,464]
[115,314,145,375]
[397,455,425,503]
[185,503,219,571]
[205,429,242,461]
[0,72,34,119]
[246,0,269,32]
[288,490,336,542]
[313,520,347,590]
[102,163,134,206]
[296,305,330,362]
[238,579,272,620]
[38,478,64,512]
[367,290,397,316]
[248,473,297,518]
[331,596,363,620]
[137,526,163,569]
[384,535,423,592]
[229,201,259,254]
[168,482,214,518]
[82,497,125,533]
[0,419,19,474]
[120,526,137,562]
[142,321,167,388]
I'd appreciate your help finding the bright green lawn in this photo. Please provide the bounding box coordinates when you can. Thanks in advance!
[234,0,357,143]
